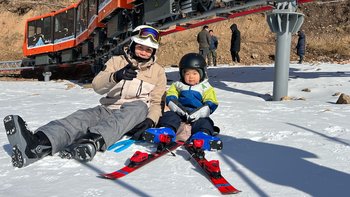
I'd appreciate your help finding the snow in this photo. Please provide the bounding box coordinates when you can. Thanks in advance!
[1,63,350,197]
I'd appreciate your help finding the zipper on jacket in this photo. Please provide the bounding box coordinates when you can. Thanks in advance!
[119,80,126,96]
[136,80,143,97]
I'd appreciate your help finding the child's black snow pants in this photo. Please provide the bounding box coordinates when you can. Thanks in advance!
[158,111,215,136]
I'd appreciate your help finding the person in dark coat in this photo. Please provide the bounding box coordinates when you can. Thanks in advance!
[296,30,306,64]
[230,23,241,63]
[197,25,211,64]
[208,30,218,66]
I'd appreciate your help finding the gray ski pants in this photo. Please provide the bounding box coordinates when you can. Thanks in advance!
[36,100,148,154]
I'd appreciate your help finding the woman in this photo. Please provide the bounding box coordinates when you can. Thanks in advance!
[4,25,167,168]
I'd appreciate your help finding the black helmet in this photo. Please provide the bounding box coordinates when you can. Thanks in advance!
[179,53,207,83]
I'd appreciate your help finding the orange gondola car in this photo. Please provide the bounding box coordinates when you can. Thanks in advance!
[23,12,55,57]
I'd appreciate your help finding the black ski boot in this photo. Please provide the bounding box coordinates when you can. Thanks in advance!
[60,132,105,162]
[3,115,52,168]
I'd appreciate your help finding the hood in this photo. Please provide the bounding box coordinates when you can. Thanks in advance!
[230,24,238,32]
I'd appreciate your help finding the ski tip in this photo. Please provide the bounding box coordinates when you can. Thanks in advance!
[97,173,116,180]
[232,189,241,194]
[220,189,241,195]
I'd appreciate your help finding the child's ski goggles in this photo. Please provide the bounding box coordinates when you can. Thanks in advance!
[134,27,161,43]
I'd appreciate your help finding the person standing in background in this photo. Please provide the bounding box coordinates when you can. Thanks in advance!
[296,30,306,64]
[197,25,211,65]
[208,30,218,66]
[230,23,241,64]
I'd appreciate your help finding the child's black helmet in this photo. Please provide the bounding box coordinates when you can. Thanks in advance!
[179,53,207,83]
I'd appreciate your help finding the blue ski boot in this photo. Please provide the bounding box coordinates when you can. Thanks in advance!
[189,132,223,151]
[142,127,176,144]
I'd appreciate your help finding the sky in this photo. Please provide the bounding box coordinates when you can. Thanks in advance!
[0,62,350,197]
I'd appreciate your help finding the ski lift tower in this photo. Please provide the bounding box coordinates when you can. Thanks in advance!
[267,0,304,101]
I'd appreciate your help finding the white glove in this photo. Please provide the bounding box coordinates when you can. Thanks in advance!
[187,105,210,123]
[168,100,188,117]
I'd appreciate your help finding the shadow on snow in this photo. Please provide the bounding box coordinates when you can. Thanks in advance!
[219,133,350,197]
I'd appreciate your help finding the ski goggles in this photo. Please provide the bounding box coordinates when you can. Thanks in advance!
[135,27,161,43]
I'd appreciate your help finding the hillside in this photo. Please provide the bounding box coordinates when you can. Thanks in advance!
[0,0,349,66]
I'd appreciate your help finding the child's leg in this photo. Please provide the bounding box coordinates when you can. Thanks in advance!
[189,118,223,151]
[157,111,182,133]
[191,117,215,136]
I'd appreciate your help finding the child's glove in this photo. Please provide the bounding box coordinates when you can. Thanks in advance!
[187,105,210,123]
[113,64,138,82]
[168,99,189,118]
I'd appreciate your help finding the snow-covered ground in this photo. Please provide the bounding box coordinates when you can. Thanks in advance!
[0,63,350,197]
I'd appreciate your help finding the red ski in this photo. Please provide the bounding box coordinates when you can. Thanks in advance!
[99,141,183,179]
[184,144,241,195]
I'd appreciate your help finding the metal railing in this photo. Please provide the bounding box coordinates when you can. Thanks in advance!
[0,60,23,70]
[0,60,35,77]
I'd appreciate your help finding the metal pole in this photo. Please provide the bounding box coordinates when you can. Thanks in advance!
[267,1,304,101]
[273,26,292,101]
